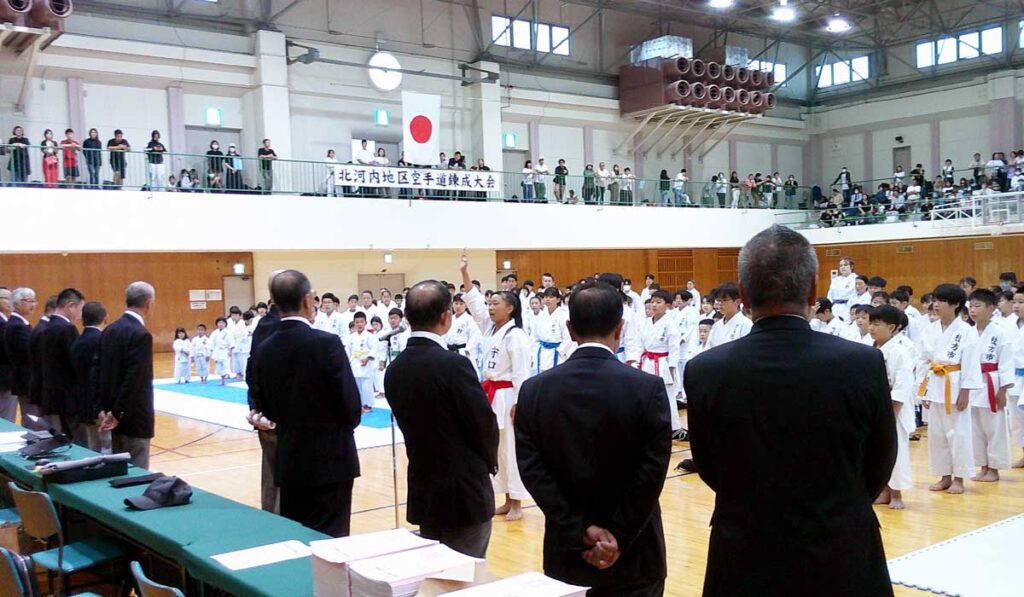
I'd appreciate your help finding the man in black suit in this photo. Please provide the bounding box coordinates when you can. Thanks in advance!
[40,288,85,433]
[97,282,156,468]
[5,288,46,430]
[248,270,362,537]
[27,296,57,423]
[70,301,107,451]
[685,225,896,597]
[0,286,15,422]
[516,279,671,596]
[384,280,498,558]
[246,298,281,513]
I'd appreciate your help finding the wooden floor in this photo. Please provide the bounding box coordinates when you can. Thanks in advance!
[82,355,1024,595]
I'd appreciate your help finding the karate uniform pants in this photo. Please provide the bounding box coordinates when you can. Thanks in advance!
[1008,392,1024,448]
[355,376,375,408]
[493,406,530,500]
[195,358,210,378]
[971,406,1011,470]
[889,423,912,491]
[927,403,974,478]
[231,351,248,377]
[665,382,681,431]
[173,359,191,380]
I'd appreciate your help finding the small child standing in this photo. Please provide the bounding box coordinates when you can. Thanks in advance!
[870,306,916,509]
[191,323,212,384]
[172,327,191,384]
[967,289,1015,482]
[232,311,255,380]
[917,284,982,495]
[209,316,235,386]
[348,312,377,412]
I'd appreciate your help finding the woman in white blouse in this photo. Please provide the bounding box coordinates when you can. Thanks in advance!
[324,149,339,196]
[460,252,532,521]
[595,161,610,205]
[373,147,391,198]
[521,159,535,202]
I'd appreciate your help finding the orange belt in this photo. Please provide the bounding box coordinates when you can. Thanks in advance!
[981,363,999,413]
[481,380,513,404]
[917,362,962,414]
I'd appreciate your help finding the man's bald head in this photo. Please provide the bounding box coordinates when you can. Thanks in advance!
[270,270,312,315]
[405,280,452,331]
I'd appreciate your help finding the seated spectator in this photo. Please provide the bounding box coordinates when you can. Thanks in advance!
[919,195,934,220]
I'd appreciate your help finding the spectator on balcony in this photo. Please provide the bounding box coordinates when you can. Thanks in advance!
[374,147,391,198]
[355,140,373,166]
[673,168,690,207]
[893,165,906,186]
[658,169,671,207]
[106,130,131,188]
[941,159,955,186]
[206,140,225,190]
[621,167,635,205]
[783,174,799,209]
[729,171,740,208]
[832,166,853,204]
[769,172,782,208]
[225,144,244,192]
[177,169,193,192]
[553,159,567,203]
[742,173,757,208]
[448,151,466,170]
[83,128,102,188]
[582,164,595,205]
[609,164,622,206]
[969,153,984,187]
[714,173,728,208]
[986,152,1007,191]
[258,138,278,193]
[595,162,610,205]
[533,157,549,202]
[521,159,535,202]
[909,163,925,189]
[324,149,339,197]
[145,130,167,192]
[4,125,30,186]
[40,129,60,189]
[60,129,81,186]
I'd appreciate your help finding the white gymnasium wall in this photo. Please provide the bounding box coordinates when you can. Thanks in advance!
[821,133,864,185]
[0,76,69,181]
[695,142,729,182]
[591,128,635,171]
[871,123,931,185]
[183,93,245,130]
[777,144,803,182]
[939,114,991,170]
[537,124,585,177]
[735,141,771,175]
[252,249,498,304]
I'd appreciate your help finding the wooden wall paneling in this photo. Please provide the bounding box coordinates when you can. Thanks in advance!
[716,249,740,286]
[495,249,653,289]
[0,252,253,352]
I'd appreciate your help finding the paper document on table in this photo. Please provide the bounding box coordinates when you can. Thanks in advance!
[443,572,589,596]
[0,432,27,453]
[212,540,312,571]
[348,544,483,597]
[311,529,437,564]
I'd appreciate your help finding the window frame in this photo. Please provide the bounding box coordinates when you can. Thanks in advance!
[915,24,1004,69]
[491,14,571,56]
[815,55,870,90]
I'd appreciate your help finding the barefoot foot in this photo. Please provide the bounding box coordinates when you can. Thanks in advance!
[504,503,523,521]
[947,478,965,494]
[1012,457,1024,469]
[873,488,891,505]
[494,500,512,516]
[888,496,905,510]
[929,477,952,492]
[975,469,1000,482]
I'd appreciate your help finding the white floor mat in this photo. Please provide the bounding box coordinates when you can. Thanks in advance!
[887,513,1024,596]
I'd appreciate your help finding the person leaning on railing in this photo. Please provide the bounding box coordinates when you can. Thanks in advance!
[83,129,103,188]
[582,164,596,205]
[145,130,168,192]
[106,130,131,188]
[40,129,60,189]
[4,126,31,185]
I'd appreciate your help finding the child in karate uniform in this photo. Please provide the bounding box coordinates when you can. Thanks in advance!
[966,289,1015,482]
[461,253,532,521]
[707,283,752,348]
[172,327,191,384]
[870,306,916,509]
[917,284,982,495]
[851,304,874,345]
[231,311,254,380]
[209,316,235,386]
[640,290,682,438]
[349,312,377,412]
[191,323,212,384]
[376,308,409,393]
[1009,287,1024,468]
[531,287,572,374]
[444,294,482,376]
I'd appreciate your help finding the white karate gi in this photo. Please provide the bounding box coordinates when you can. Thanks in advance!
[707,312,752,349]
[348,330,378,408]
[172,339,191,380]
[880,338,916,491]
[209,328,235,376]
[375,327,409,393]
[916,318,983,478]
[853,291,873,306]
[464,287,532,500]
[674,306,700,398]
[191,335,212,378]
[624,289,643,315]
[444,311,483,372]
[826,272,858,321]
[970,323,1015,470]
[1007,320,1024,449]
[640,314,681,431]
[617,306,642,365]
[231,323,253,377]
[531,306,572,374]
[811,316,859,342]
[313,310,344,337]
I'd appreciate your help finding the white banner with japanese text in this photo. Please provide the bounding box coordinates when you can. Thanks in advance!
[333,164,502,192]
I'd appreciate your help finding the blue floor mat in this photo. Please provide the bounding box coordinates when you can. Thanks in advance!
[153,382,394,429]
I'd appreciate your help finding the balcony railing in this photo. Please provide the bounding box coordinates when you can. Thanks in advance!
[777,191,1024,229]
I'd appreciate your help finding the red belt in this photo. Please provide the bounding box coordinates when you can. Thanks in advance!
[481,380,513,404]
[641,351,670,376]
[981,363,999,412]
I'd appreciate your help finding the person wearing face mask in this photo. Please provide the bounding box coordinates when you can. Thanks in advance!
[224,144,244,191]
[620,279,642,315]
[206,140,225,191]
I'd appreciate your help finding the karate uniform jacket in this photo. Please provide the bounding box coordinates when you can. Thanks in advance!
[916,318,982,405]
[208,328,235,361]
[969,323,1015,409]
[707,313,752,349]
[639,315,680,387]
[464,287,531,427]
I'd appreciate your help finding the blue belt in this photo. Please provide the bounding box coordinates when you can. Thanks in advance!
[1017,368,1024,377]
[537,340,561,375]
[832,299,849,305]
[615,346,625,354]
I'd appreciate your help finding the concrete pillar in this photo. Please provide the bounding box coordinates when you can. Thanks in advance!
[989,74,1021,154]
[253,30,293,189]
[862,132,872,184]
[528,120,540,164]
[727,139,737,173]
[930,120,941,178]
[166,85,186,173]
[583,126,594,166]
[769,143,778,174]
[66,77,85,138]
[468,61,502,172]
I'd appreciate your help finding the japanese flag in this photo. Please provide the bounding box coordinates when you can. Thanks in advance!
[402,91,440,166]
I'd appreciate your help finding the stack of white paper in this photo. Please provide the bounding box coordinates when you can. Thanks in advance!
[0,432,27,453]
[310,529,438,597]
[347,543,483,597]
[211,540,312,571]
[443,572,589,596]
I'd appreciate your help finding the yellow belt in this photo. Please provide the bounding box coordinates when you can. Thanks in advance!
[917,362,962,415]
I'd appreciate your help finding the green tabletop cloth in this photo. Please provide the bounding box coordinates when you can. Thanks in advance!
[0,419,329,596]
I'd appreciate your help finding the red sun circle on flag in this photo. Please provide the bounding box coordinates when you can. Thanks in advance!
[409,115,433,143]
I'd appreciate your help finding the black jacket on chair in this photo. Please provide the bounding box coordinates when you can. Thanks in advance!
[515,345,672,592]
[3,315,31,397]
[70,327,103,421]
[248,319,362,488]
[96,313,155,439]
[40,316,80,417]
[685,315,897,597]
[27,318,49,406]
[384,335,499,529]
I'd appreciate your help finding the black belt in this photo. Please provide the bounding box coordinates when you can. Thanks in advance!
[448,344,466,351]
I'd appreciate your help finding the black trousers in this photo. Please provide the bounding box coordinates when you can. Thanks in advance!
[589,579,665,597]
[280,479,354,538]
[419,520,492,558]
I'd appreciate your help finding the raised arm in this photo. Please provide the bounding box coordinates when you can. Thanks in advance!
[460,252,489,332]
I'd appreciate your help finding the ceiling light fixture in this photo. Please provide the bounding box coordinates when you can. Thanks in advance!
[770,0,796,23]
[708,0,734,9]
[367,51,402,91]
[826,14,851,33]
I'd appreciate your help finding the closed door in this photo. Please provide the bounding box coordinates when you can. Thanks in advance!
[185,127,243,184]
[503,150,528,198]
[893,147,912,177]
[222,275,255,316]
